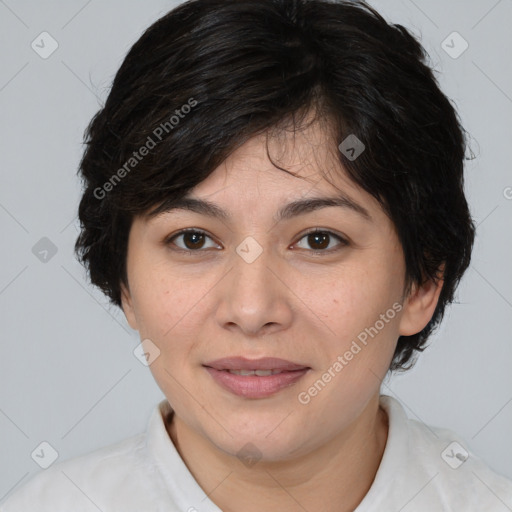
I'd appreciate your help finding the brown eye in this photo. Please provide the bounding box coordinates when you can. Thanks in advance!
[308,232,329,250]
[182,231,206,250]
[295,230,347,252]
[167,229,220,252]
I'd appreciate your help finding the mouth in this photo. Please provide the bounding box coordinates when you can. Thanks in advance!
[203,357,311,399]
[221,369,288,376]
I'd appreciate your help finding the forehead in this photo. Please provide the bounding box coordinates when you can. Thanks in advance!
[140,119,390,231]
[187,122,380,217]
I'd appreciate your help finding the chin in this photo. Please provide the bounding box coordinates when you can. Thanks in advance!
[203,418,310,462]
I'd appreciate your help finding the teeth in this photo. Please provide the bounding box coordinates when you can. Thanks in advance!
[226,369,284,376]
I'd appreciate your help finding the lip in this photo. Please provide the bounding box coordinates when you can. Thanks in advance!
[203,357,310,399]
[203,356,308,372]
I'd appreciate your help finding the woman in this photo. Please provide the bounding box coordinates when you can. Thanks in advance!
[4,0,511,510]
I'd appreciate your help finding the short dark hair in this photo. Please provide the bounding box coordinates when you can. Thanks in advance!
[75,0,475,371]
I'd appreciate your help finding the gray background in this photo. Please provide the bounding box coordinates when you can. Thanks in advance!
[1,0,511,501]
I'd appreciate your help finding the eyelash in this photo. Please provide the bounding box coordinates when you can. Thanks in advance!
[164,228,349,255]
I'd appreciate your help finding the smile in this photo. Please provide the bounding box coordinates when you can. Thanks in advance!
[223,369,285,376]
[204,367,310,399]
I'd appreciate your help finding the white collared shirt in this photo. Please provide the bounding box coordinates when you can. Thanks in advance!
[2,396,512,511]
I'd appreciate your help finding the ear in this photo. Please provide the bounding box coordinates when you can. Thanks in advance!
[398,269,444,336]
[120,282,139,331]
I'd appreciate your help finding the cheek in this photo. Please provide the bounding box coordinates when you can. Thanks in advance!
[303,264,394,329]
[302,262,402,368]
[130,261,217,344]
[128,256,181,337]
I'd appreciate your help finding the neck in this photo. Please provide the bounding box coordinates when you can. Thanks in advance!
[167,393,388,512]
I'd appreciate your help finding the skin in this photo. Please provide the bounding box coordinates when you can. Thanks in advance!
[121,121,443,512]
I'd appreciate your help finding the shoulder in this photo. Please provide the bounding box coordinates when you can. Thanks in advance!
[0,433,161,512]
[410,418,512,509]
[373,395,512,511]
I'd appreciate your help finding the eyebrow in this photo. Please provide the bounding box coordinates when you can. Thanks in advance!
[154,193,372,223]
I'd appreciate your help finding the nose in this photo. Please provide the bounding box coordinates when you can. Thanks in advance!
[214,241,294,337]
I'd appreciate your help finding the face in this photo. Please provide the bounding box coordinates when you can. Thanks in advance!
[121,122,441,462]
